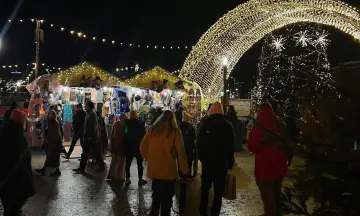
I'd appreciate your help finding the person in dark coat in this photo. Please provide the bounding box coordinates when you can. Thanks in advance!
[65,103,86,158]
[175,102,185,125]
[0,109,34,216]
[35,110,62,176]
[197,102,234,216]
[73,100,105,173]
[3,101,18,126]
[124,111,147,186]
[179,112,196,177]
[226,105,244,152]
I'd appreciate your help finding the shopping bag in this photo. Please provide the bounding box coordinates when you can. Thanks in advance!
[223,174,236,200]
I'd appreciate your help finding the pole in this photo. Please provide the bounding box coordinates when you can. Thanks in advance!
[223,65,227,106]
[35,19,40,80]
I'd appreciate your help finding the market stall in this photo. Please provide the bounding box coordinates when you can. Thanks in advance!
[122,66,202,122]
[26,61,124,146]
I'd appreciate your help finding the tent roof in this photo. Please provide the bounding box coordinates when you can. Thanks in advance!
[123,66,194,90]
[56,61,124,87]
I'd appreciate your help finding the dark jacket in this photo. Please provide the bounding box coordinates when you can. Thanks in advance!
[124,119,145,156]
[0,120,35,199]
[197,114,234,172]
[3,109,14,126]
[83,111,98,142]
[72,109,86,133]
[179,122,196,160]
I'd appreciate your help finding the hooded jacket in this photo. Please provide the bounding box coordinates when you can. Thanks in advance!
[197,102,235,172]
[248,105,288,179]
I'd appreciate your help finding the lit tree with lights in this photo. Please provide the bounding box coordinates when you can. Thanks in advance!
[252,24,335,116]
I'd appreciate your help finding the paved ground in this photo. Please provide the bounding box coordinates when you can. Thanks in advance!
[0,146,264,216]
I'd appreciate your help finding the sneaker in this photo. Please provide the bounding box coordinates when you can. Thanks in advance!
[50,169,61,177]
[138,179,147,186]
[73,168,85,173]
[34,167,46,176]
[125,179,131,185]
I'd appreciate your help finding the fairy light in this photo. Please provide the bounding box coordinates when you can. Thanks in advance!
[56,61,125,87]
[8,18,191,51]
[180,0,360,100]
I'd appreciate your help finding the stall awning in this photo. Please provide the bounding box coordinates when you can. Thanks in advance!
[56,61,124,87]
[123,66,194,90]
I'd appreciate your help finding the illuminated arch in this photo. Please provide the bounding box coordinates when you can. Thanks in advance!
[180,0,360,100]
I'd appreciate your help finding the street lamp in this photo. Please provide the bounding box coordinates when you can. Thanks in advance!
[222,57,228,106]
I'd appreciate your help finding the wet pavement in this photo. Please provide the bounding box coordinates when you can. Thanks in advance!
[0,146,264,216]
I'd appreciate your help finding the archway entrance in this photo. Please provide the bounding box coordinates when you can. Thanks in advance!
[180,0,360,100]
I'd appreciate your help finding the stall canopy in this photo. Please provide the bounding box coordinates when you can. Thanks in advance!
[123,66,194,90]
[56,61,124,87]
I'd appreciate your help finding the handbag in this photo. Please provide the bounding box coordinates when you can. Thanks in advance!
[223,173,236,200]
[170,131,178,159]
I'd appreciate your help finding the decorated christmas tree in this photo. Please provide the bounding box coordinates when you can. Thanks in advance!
[252,24,334,116]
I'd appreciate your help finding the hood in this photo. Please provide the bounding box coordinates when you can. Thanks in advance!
[207,101,224,116]
[257,105,277,125]
[182,112,191,123]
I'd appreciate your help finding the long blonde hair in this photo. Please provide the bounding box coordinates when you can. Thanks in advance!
[151,110,177,138]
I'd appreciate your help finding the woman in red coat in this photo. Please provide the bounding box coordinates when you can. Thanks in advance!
[248,102,288,216]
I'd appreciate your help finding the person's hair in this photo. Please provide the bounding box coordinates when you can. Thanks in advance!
[86,100,95,110]
[151,110,177,138]
[258,102,273,112]
[207,103,212,111]
[76,103,83,109]
[47,110,58,123]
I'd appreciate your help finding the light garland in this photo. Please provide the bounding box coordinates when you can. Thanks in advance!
[8,18,191,52]
[56,61,124,87]
[179,0,360,100]
[123,66,194,90]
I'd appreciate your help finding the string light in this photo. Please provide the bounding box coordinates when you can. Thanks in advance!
[56,61,124,87]
[180,0,360,100]
[10,18,191,51]
[123,66,193,90]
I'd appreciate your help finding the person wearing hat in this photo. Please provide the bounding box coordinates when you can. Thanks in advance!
[0,109,35,216]
[64,103,86,159]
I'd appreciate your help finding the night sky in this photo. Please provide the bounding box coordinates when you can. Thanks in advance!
[1,0,360,95]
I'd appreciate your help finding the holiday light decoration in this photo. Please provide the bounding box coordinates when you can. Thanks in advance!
[56,61,124,87]
[123,66,194,90]
[7,18,191,51]
[251,24,335,114]
[180,0,360,100]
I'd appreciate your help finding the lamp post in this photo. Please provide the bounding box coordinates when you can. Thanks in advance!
[222,57,228,106]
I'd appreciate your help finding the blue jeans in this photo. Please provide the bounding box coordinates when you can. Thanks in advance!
[67,131,84,157]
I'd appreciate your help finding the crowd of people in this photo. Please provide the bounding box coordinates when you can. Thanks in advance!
[0,99,293,216]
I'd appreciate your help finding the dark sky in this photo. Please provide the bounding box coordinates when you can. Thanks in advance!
[1,0,360,94]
